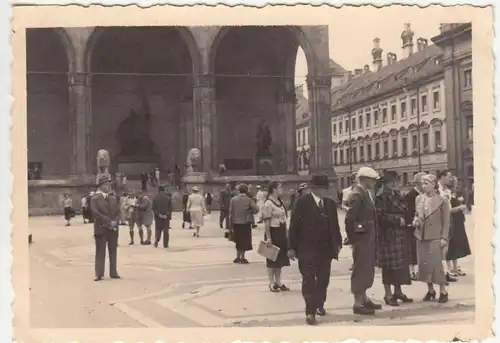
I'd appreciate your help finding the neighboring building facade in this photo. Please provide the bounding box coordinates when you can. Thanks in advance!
[431,23,473,190]
[331,24,448,189]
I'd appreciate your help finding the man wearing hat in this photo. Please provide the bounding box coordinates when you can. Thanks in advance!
[152,185,173,248]
[90,174,121,281]
[404,171,427,279]
[288,174,342,325]
[345,166,381,315]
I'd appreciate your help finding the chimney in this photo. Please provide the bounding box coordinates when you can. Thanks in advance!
[371,38,383,71]
[401,23,415,58]
[363,64,371,73]
[386,52,398,65]
[354,68,363,76]
[416,38,429,52]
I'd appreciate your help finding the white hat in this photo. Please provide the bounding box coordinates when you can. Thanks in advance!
[356,166,380,180]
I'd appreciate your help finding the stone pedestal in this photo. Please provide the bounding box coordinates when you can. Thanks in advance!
[256,154,274,175]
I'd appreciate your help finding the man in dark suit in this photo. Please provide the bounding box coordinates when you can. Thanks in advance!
[152,185,173,248]
[219,183,231,229]
[345,166,381,315]
[288,174,342,326]
[91,174,121,282]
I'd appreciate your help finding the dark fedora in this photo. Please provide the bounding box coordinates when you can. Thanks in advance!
[96,173,112,187]
[310,173,329,187]
[379,170,399,183]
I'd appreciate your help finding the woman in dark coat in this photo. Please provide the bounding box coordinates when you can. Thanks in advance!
[446,176,471,276]
[375,171,413,306]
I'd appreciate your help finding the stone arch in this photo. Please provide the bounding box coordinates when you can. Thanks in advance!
[430,118,443,127]
[460,100,473,112]
[408,123,418,131]
[419,121,430,129]
[208,26,318,77]
[84,27,202,74]
[357,136,364,142]
[53,28,77,72]
[380,131,389,138]
[364,134,371,141]
[389,128,398,136]
[399,126,407,134]
[372,133,380,140]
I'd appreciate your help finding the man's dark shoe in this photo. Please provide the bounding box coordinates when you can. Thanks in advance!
[305,314,317,325]
[110,274,121,279]
[94,276,103,282]
[353,305,375,315]
[316,308,327,316]
[364,299,382,310]
[154,242,158,248]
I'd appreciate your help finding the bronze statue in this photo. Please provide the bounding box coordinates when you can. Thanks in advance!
[116,96,157,156]
[256,119,272,156]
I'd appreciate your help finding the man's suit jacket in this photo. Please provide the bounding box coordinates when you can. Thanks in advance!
[344,185,377,245]
[90,193,120,236]
[152,193,173,219]
[289,193,342,260]
[404,188,419,225]
[220,189,231,211]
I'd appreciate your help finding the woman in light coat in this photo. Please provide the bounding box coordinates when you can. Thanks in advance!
[186,186,207,238]
[413,174,451,303]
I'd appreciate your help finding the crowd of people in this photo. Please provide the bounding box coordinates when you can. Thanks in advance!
[62,165,471,325]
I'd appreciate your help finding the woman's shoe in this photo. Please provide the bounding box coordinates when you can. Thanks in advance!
[233,258,240,264]
[394,293,414,303]
[446,273,458,282]
[240,258,249,264]
[278,284,290,291]
[453,268,466,276]
[423,290,437,301]
[438,292,449,303]
[384,296,399,306]
[268,284,280,292]
[192,232,196,237]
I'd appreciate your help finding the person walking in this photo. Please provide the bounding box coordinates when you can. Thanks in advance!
[119,193,128,226]
[124,191,138,245]
[219,183,231,229]
[62,193,74,227]
[186,186,207,238]
[375,171,413,306]
[445,176,471,277]
[413,174,450,303]
[152,185,173,248]
[288,174,342,325]
[262,181,291,292]
[229,184,258,264]
[136,191,154,245]
[345,166,382,315]
[205,192,213,214]
[404,172,427,280]
[182,189,192,230]
[81,194,89,224]
[90,174,120,281]
[256,185,266,223]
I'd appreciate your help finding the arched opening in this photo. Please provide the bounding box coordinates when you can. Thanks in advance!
[90,27,195,176]
[27,28,71,178]
[211,26,315,175]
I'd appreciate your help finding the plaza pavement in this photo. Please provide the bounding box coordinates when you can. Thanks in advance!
[29,210,475,328]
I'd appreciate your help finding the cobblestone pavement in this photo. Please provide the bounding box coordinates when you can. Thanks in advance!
[29,211,475,328]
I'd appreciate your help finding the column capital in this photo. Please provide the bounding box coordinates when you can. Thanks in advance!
[194,73,215,88]
[68,72,91,87]
[306,75,332,90]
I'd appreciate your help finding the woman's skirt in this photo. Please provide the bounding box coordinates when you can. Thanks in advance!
[264,224,290,268]
[233,223,253,252]
[417,240,446,285]
[190,210,204,227]
[446,220,472,261]
[381,267,411,285]
[63,207,73,221]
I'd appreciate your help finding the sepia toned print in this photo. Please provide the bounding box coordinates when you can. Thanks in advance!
[11,4,493,342]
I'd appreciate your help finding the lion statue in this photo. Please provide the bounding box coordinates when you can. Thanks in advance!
[186,148,201,172]
[97,149,110,173]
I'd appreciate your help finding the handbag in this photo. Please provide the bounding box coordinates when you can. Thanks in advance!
[257,240,280,262]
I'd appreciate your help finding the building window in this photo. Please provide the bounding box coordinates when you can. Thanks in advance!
[383,141,389,158]
[346,148,350,163]
[402,137,408,155]
[375,142,380,159]
[339,122,343,134]
[421,94,428,112]
[464,69,472,88]
[352,147,357,162]
[345,119,349,133]
[403,172,408,185]
[367,143,372,160]
[352,117,356,132]
[466,116,473,140]
[401,101,407,119]
[333,150,338,165]
[382,108,388,124]
[422,132,429,152]
[391,104,397,122]
[434,131,442,151]
[339,150,344,164]
[366,112,371,128]
[412,134,418,155]
[332,123,337,137]
[359,115,364,129]
[392,138,398,156]
[360,145,365,160]
[374,110,379,125]
[411,98,417,116]
[433,90,440,110]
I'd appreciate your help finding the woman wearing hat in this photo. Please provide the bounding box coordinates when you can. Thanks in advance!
[62,193,74,227]
[413,174,450,303]
[186,186,207,238]
[375,171,413,306]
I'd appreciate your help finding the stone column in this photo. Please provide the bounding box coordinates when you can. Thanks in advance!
[68,72,92,176]
[307,75,333,173]
[194,74,216,173]
[280,78,297,173]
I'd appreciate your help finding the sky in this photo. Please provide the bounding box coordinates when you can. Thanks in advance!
[294,12,444,96]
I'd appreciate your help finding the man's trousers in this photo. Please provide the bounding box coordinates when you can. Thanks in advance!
[298,256,332,315]
[94,230,119,278]
[155,217,170,247]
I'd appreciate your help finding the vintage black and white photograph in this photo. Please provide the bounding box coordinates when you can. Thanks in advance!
[14,4,492,339]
